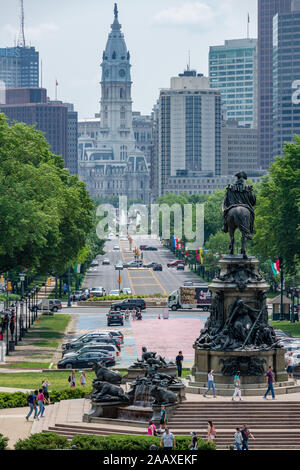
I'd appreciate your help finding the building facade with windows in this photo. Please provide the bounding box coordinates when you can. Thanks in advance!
[258,0,291,169]
[154,69,222,198]
[273,0,300,158]
[209,39,258,128]
[78,5,150,203]
[0,46,39,89]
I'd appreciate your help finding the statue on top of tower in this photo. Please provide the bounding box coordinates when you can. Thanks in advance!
[114,3,118,19]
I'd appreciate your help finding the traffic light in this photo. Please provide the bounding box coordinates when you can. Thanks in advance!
[47,278,51,286]
[0,275,3,283]
[7,282,12,291]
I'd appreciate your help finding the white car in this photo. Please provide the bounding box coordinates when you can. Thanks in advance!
[113,244,120,250]
[102,258,110,265]
[109,290,120,296]
[121,287,132,295]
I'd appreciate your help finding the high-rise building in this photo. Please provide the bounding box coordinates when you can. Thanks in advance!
[0,88,68,167]
[78,4,150,203]
[209,39,258,128]
[258,0,291,169]
[273,0,300,158]
[153,69,222,198]
[0,46,39,89]
[132,112,153,164]
[64,103,78,175]
[221,120,259,176]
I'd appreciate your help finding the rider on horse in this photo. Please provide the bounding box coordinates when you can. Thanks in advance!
[222,171,256,240]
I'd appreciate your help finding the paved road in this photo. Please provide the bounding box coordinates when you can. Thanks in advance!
[82,237,205,297]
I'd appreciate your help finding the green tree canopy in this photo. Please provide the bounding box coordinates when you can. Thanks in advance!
[0,113,93,275]
[253,137,300,275]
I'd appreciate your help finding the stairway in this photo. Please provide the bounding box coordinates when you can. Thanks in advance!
[31,398,300,450]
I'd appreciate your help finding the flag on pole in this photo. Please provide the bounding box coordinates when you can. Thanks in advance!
[270,259,280,276]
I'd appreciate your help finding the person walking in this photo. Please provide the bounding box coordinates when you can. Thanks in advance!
[159,405,167,431]
[80,371,86,388]
[207,420,217,442]
[25,390,39,421]
[42,379,51,405]
[176,351,184,378]
[37,388,45,418]
[286,353,295,379]
[203,369,217,398]
[232,371,242,401]
[132,308,136,321]
[160,428,176,449]
[241,424,255,450]
[69,370,76,388]
[234,427,243,450]
[263,366,276,400]
[190,431,198,450]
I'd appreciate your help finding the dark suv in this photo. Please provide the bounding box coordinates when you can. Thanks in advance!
[62,333,120,353]
[111,298,146,311]
[107,311,124,326]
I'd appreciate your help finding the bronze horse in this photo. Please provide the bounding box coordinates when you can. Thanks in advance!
[227,205,253,256]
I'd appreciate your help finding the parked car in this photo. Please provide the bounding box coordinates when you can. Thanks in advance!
[31,299,62,312]
[107,311,124,326]
[109,290,120,297]
[111,298,146,311]
[176,264,185,270]
[89,287,106,298]
[139,245,148,250]
[71,291,84,302]
[90,260,99,267]
[100,330,124,344]
[167,260,186,268]
[153,264,162,271]
[143,262,157,268]
[63,345,113,358]
[80,288,90,301]
[62,335,121,354]
[62,331,115,351]
[121,287,132,295]
[87,343,120,359]
[58,351,115,369]
[143,246,158,251]
[102,258,110,265]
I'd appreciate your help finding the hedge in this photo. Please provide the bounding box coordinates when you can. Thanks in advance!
[0,388,89,409]
[71,434,216,451]
[14,433,216,450]
[0,433,9,450]
[15,432,70,450]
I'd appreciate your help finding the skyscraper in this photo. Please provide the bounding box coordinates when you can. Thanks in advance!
[209,39,258,128]
[154,69,222,197]
[273,0,300,158]
[0,46,39,89]
[258,0,291,169]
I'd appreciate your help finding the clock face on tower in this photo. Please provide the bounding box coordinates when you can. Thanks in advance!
[119,69,126,78]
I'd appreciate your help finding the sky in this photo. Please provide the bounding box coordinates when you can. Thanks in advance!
[0,0,258,119]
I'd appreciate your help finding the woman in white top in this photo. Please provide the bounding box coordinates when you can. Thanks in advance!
[203,370,216,398]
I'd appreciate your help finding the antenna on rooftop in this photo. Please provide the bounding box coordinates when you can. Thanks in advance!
[187,50,191,71]
[17,0,26,48]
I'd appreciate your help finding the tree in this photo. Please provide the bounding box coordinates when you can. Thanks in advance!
[253,137,300,275]
[0,113,93,275]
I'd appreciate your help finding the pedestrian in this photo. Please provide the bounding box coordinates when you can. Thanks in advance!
[132,308,136,321]
[241,424,255,450]
[159,405,167,431]
[263,366,276,399]
[147,420,157,436]
[160,427,176,449]
[207,420,217,442]
[42,379,51,405]
[69,370,76,388]
[37,388,45,418]
[25,390,39,421]
[176,350,184,377]
[232,371,242,401]
[286,353,295,379]
[80,370,86,388]
[234,427,243,450]
[190,431,198,450]
[203,369,217,398]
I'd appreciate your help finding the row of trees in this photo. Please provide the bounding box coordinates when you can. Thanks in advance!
[0,113,101,286]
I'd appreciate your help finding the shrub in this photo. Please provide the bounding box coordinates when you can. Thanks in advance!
[0,388,89,410]
[71,434,216,451]
[0,433,9,450]
[15,432,70,450]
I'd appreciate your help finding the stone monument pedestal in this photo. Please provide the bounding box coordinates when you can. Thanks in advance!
[192,255,288,390]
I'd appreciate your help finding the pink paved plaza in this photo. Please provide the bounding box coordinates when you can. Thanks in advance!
[131,318,204,363]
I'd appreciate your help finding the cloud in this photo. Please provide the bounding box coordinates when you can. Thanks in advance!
[4,22,58,42]
[153,1,216,27]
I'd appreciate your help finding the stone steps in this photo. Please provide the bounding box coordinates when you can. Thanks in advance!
[186,384,300,396]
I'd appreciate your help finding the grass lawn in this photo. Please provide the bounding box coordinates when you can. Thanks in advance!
[270,321,300,337]
[0,371,95,391]
[23,313,71,349]
[0,362,51,369]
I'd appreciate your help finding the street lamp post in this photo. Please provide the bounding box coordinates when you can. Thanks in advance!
[19,299,24,341]
[279,257,285,322]
[67,267,71,308]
